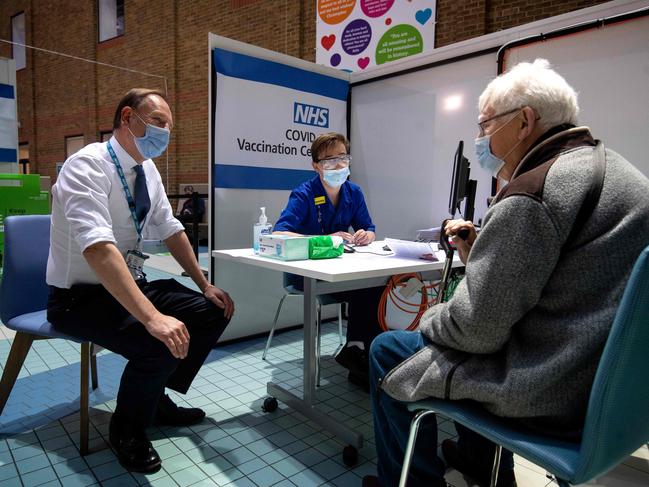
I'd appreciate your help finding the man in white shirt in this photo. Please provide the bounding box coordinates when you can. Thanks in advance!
[46,88,234,473]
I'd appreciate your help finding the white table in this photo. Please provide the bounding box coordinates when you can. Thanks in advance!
[212,242,462,460]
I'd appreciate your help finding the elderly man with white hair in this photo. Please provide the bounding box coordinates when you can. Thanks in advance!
[363,59,649,487]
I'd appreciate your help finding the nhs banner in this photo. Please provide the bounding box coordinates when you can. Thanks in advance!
[213,48,349,190]
[293,102,329,128]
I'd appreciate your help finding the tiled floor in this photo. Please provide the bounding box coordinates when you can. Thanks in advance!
[0,266,647,486]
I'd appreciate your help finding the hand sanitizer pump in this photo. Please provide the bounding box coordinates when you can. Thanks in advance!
[253,207,272,253]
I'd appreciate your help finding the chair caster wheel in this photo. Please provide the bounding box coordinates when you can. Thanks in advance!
[342,445,358,467]
[262,397,278,413]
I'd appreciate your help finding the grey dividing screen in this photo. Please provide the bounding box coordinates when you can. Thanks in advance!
[349,53,498,240]
[502,14,649,178]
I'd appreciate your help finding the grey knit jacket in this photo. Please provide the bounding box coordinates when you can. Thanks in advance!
[380,127,649,427]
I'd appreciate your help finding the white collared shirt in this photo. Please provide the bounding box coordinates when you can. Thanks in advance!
[46,136,184,288]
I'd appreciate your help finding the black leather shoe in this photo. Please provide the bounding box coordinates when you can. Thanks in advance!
[442,439,517,487]
[335,344,367,372]
[154,393,206,426]
[347,370,370,392]
[109,414,161,473]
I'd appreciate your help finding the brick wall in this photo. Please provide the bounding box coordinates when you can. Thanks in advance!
[0,0,608,189]
[435,0,487,47]
[486,0,609,34]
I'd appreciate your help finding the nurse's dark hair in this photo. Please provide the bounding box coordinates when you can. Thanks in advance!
[311,132,350,162]
[112,88,167,130]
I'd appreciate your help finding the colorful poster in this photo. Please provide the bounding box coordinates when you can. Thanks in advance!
[316,0,436,72]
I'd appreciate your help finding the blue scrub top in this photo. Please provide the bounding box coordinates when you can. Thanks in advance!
[274,175,375,235]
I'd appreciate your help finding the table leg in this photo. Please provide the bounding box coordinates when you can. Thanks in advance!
[303,277,317,403]
[264,276,363,450]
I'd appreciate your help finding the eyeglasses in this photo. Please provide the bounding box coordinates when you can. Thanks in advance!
[477,108,521,137]
[318,154,352,170]
[133,110,172,130]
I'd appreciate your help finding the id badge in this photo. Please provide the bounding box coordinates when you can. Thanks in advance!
[125,249,149,280]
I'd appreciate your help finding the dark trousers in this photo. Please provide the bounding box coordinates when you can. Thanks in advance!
[369,331,514,487]
[334,286,383,348]
[287,274,383,349]
[47,278,230,429]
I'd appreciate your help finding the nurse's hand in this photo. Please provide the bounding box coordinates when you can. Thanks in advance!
[330,231,354,243]
[353,229,375,246]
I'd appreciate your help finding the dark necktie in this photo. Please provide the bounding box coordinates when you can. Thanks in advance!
[133,165,150,224]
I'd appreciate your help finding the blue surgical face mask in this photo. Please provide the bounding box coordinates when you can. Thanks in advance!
[130,112,170,159]
[323,167,350,188]
[475,109,525,178]
[475,134,505,178]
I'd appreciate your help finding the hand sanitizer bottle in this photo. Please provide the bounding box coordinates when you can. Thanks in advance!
[253,207,272,253]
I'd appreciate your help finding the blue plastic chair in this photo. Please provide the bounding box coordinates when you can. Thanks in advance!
[0,215,99,455]
[262,273,345,386]
[399,245,649,487]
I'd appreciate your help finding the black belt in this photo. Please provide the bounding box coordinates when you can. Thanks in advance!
[49,278,146,298]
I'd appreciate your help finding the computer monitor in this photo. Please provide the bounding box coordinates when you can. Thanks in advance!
[447,140,477,223]
[448,140,469,217]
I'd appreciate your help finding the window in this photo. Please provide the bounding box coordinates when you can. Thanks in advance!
[65,135,85,158]
[11,13,25,70]
[18,142,29,174]
[100,130,112,142]
[98,0,124,42]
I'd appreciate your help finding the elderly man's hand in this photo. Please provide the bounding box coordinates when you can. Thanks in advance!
[444,219,477,264]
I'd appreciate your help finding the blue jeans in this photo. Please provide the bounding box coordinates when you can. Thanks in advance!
[369,330,514,487]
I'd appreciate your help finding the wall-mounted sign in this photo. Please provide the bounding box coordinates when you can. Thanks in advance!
[316,0,436,72]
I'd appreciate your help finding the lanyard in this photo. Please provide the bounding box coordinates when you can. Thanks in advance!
[317,205,325,235]
[106,141,144,244]
[316,192,345,235]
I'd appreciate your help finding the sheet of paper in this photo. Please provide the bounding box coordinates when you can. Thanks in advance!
[385,238,443,261]
[416,226,442,241]
[349,240,394,255]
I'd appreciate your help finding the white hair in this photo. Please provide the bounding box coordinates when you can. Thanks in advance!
[478,58,579,131]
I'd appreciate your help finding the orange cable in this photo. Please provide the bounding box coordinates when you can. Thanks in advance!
[378,273,439,331]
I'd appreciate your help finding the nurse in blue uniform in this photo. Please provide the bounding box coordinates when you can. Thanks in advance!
[274,132,383,388]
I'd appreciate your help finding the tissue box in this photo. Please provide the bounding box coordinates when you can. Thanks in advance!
[259,235,310,261]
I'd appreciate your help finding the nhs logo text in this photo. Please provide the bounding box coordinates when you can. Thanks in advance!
[293,102,329,128]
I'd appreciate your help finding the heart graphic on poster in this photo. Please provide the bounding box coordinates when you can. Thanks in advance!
[415,8,432,25]
[321,34,336,51]
[357,57,370,69]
